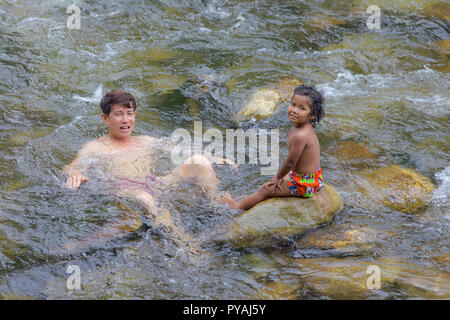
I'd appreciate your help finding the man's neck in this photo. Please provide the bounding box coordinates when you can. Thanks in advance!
[106,134,135,148]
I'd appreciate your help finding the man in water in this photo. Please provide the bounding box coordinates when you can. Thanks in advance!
[63,89,229,252]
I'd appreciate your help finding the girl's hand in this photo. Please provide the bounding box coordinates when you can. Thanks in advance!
[268,176,283,193]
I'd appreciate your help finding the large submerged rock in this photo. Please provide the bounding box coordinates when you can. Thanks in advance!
[330,140,379,169]
[305,14,347,31]
[221,184,343,248]
[296,225,386,255]
[355,165,436,213]
[251,281,300,300]
[322,33,430,74]
[292,257,450,299]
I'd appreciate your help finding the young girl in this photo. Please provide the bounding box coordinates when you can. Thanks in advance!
[220,85,325,210]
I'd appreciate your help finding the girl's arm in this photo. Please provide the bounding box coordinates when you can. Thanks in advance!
[271,132,307,191]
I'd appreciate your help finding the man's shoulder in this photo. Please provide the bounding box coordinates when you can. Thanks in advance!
[86,137,103,147]
[81,137,106,153]
[135,135,157,144]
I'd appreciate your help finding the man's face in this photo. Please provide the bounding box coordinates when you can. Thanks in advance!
[102,103,136,140]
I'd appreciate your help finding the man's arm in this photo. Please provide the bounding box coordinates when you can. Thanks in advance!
[64,141,95,189]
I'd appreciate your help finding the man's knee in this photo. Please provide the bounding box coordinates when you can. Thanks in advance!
[183,154,212,167]
[178,154,214,177]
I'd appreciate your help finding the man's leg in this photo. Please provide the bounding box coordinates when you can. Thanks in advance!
[128,188,201,253]
[165,154,220,200]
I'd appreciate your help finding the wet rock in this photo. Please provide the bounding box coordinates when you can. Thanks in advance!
[239,252,280,279]
[123,47,176,65]
[0,293,35,300]
[429,253,450,272]
[0,230,29,268]
[423,2,450,21]
[305,14,347,31]
[436,38,450,54]
[237,87,281,121]
[323,34,429,74]
[239,252,300,299]
[355,165,436,213]
[236,79,300,122]
[222,184,343,248]
[416,137,449,155]
[351,0,441,12]
[193,73,218,93]
[10,127,55,147]
[61,204,143,253]
[185,98,200,117]
[433,38,450,73]
[292,257,450,299]
[330,141,378,169]
[252,281,299,300]
[139,72,187,93]
[297,226,382,253]
[43,264,141,299]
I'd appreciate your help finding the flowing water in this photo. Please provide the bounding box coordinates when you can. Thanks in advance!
[0,0,449,299]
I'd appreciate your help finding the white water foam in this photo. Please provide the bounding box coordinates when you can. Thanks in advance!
[317,68,450,116]
[73,84,104,104]
[432,166,450,208]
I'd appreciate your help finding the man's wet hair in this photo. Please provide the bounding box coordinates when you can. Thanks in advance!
[293,85,325,127]
[100,90,136,116]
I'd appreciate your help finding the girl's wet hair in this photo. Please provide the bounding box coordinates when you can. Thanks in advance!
[100,90,136,116]
[293,85,325,127]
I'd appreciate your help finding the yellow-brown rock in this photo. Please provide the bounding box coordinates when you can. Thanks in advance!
[429,253,450,272]
[293,257,450,299]
[356,165,436,213]
[0,293,35,300]
[297,226,381,251]
[306,14,347,31]
[433,38,449,73]
[222,184,343,248]
[436,38,450,54]
[423,2,450,21]
[251,281,299,300]
[236,87,282,122]
[236,79,300,122]
[323,34,429,74]
[331,141,378,169]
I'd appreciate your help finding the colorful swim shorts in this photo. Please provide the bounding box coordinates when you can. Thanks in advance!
[287,168,324,198]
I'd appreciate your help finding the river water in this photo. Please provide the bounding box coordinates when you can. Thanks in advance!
[0,0,448,299]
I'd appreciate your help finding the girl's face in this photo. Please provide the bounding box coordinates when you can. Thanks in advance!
[287,94,314,127]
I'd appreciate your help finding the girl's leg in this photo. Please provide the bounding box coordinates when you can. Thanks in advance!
[221,177,292,211]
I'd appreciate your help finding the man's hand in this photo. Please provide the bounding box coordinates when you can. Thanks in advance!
[268,176,283,193]
[65,170,88,189]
